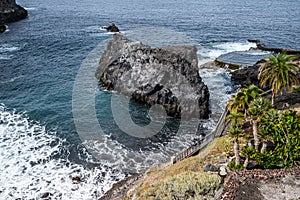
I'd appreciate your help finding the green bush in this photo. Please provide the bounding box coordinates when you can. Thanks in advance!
[293,85,300,93]
[257,110,300,168]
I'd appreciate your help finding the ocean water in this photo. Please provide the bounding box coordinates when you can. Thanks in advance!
[0,0,300,199]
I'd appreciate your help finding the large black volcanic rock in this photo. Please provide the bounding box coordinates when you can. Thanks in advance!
[96,34,210,119]
[230,61,262,87]
[0,0,27,25]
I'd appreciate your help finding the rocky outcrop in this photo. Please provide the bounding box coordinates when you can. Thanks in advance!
[248,39,300,54]
[214,59,241,70]
[0,0,27,29]
[103,23,119,32]
[0,22,6,33]
[96,34,210,119]
[230,59,300,110]
[230,60,263,87]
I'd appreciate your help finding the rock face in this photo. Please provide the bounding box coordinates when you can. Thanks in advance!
[230,61,262,87]
[0,0,27,24]
[96,34,210,119]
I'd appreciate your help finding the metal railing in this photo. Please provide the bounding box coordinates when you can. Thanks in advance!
[171,109,228,164]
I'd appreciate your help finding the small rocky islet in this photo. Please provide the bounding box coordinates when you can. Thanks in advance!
[96,33,210,119]
[0,0,28,33]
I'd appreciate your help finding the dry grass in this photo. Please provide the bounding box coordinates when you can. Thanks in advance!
[123,136,234,200]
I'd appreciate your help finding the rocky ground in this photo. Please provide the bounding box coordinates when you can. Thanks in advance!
[220,167,300,200]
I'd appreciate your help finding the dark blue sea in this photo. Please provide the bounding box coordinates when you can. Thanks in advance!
[0,0,299,199]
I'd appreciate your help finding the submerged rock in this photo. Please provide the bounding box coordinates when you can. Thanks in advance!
[96,34,210,119]
[104,23,119,32]
[0,0,28,24]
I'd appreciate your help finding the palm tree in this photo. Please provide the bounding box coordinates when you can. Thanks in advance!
[241,147,256,168]
[227,85,263,117]
[239,85,263,116]
[226,110,244,126]
[258,109,280,153]
[228,126,243,166]
[248,98,272,150]
[258,50,299,106]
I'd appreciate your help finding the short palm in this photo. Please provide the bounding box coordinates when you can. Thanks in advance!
[258,51,299,105]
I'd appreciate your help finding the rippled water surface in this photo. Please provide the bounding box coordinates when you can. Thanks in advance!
[0,0,299,198]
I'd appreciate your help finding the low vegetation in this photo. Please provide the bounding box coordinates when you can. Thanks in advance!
[226,51,300,170]
[226,87,300,170]
[123,136,233,200]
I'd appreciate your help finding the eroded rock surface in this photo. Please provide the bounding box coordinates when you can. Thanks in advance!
[96,34,210,119]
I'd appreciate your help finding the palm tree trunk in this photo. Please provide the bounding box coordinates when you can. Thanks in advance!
[271,92,275,106]
[243,157,249,169]
[234,137,241,166]
[252,120,259,151]
[261,140,267,153]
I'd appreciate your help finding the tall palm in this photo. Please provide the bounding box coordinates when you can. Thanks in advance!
[228,126,243,166]
[258,50,299,106]
[248,98,272,150]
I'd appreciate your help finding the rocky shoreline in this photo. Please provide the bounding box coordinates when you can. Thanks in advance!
[0,0,28,33]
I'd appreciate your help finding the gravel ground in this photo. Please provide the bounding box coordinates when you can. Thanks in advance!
[219,167,300,200]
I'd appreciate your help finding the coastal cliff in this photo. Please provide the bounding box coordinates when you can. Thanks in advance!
[0,0,27,32]
[96,34,210,119]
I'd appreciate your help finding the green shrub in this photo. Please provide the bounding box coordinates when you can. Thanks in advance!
[228,160,244,170]
[293,85,300,93]
[257,110,300,168]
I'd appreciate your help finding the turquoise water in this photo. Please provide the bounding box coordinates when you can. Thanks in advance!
[0,0,299,198]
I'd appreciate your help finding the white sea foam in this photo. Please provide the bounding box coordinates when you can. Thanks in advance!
[85,26,124,37]
[0,44,20,60]
[199,68,233,114]
[0,105,125,200]
[198,41,257,65]
[0,104,202,199]
[0,55,11,60]
[0,75,24,84]
[0,44,20,53]
[24,7,37,11]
